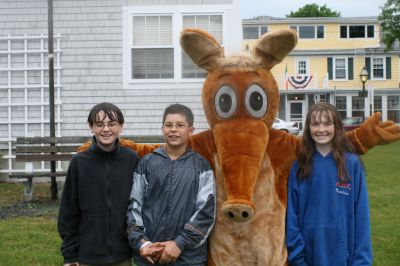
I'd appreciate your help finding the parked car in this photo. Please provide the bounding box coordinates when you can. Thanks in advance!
[272,118,300,135]
[342,117,363,131]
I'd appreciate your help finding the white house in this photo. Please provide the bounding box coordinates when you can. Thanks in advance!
[0,0,242,176]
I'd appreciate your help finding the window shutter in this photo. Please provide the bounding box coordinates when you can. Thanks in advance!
[348,57,353,80]
[327,57,333,80]
[386,57,392,79]
[365,57,371,79]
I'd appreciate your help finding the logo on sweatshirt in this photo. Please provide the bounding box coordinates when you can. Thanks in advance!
[335,182,351,195]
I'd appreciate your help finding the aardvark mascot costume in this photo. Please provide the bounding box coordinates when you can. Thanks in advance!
[80,29,400,265]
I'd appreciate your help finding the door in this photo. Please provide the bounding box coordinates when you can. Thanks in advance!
[289,101,304,130]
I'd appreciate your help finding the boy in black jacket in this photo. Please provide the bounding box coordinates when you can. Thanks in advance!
[58,102,140,266]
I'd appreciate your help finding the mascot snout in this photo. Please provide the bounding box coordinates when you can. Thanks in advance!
[213,119,269,222]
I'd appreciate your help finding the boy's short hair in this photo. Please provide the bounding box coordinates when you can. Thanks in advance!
[87,102,124,127]
[162,104,194,126]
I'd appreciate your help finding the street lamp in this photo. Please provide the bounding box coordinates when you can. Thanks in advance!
[359,67,369,122]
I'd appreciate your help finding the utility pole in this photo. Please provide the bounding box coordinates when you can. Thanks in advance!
[48,0,57,200]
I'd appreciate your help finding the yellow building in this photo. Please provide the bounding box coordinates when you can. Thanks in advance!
[243,16,400,130]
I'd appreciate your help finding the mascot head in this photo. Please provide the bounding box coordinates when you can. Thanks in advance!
[180,29,297,222]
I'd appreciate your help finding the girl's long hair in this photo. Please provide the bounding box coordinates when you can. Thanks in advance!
[297,102,355,183]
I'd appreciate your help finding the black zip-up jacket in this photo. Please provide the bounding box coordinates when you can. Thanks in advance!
[58,137,140,264]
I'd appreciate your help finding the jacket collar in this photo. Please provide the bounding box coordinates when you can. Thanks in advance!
[89,136,121,156]
[153,146,194,160]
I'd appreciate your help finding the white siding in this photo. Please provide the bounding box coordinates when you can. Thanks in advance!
[0,0,241,175]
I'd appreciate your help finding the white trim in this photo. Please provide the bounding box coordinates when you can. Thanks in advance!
[122,4,236,89]
[333,57,348,80]
[0,34,63,174]
[295,57,309,75]
[369,56,386,80]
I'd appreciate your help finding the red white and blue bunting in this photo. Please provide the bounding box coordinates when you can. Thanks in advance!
[287,75,313,89]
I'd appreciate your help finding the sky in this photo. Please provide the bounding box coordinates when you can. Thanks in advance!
[240,0,387,19]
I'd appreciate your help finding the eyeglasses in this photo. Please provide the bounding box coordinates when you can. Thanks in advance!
[162,123,190,130]
[93,121,120,129]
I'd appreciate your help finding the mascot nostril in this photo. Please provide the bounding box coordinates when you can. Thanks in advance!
[221,202,255,223]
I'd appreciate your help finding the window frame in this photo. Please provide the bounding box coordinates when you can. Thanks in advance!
[295,57,309,75]
[370,56,386,80]
[243,25,268,39]
[181,14,224,79]
[333,57,348,80]
[335,95,347,119]
[129,13,176,82]
[123,7,226,85]
[289,25,324,39]
[340,25,375,39]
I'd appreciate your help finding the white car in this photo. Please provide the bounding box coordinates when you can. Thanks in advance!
[272,118,300,135]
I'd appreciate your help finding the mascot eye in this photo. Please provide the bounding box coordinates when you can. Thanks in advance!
[215,85,237,119]
[245,84,268,118]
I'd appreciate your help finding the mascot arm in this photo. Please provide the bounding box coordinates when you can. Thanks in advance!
[267,128,301,205]
[189,130,216,169]
[267,128,300,169]
[77,139,161,157]
[346,112,400,154]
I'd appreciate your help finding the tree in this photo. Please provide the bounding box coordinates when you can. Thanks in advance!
[286,3,340,17]
[378,0,400,51]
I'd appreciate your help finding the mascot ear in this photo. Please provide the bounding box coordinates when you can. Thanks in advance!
[180,28,223,72]
[254,29,298,70]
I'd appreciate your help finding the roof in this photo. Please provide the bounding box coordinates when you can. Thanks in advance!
[242,16,379,25]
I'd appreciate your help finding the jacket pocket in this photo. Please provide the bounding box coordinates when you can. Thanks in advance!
[303,226,349,265]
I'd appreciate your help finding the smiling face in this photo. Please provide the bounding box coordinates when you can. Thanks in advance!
[90,111,123,151]
[162,113,194,151]
[309,111,335,152]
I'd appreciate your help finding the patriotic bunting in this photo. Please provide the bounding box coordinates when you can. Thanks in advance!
[287,75,313,89]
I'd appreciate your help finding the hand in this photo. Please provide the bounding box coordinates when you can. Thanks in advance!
[352,112,400,153]
[140,242,165,264]
[158,241,182,264]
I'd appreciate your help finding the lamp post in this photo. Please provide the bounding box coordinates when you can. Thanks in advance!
[359,67,368,122]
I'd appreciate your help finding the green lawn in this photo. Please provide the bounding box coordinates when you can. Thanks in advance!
[0,141,399,265]
[362,141,400,265]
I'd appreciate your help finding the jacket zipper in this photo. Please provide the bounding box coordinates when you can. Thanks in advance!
[105,160,112,258]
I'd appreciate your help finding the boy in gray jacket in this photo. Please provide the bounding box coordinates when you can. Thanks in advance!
[126,104,216,265]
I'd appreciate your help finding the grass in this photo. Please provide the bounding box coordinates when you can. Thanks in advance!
[0,183,62,265]
[362,141,400,265]
[0,217,62,266]
[0,142,399,265]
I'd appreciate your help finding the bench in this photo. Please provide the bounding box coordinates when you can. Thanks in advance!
[9,136,163,201]
[9,136,91,201]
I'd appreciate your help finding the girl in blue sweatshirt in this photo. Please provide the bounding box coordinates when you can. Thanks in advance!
[286,102,372,266]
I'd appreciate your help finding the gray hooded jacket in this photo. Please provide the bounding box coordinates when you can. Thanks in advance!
[126,147,216,265]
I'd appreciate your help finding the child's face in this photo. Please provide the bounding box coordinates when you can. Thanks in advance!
[309,111,335,149]
[90,111,123,150]
[162,113,193,150]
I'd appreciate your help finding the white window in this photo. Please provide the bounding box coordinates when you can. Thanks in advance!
[371,57,385,79]
[334,58,347,80]
[290,25,324,39]
[131,15,174,79]
[182,14,223,79]
[296,58,309,75]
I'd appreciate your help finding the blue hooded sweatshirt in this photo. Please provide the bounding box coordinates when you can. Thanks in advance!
[286,151,372,266]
